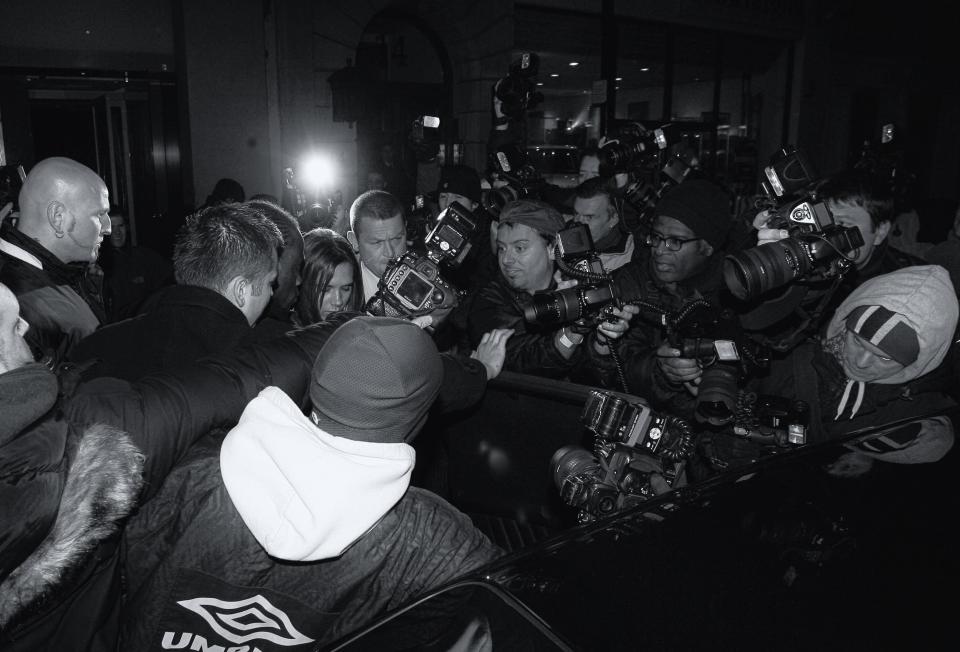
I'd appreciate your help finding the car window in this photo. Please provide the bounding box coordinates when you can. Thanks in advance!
[328,581,572,651]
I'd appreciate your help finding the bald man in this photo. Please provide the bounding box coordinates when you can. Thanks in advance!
[0,157,111,361]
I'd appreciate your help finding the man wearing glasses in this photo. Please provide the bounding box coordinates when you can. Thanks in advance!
[594,179,734,416]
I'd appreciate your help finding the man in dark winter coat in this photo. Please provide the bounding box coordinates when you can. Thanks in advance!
[70,202,283,381]
[0,281,343,651]
[120,316,503,651]
[0,157,111,362]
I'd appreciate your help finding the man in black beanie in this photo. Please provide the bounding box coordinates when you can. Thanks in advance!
[119,316,502,650]
[583,179,735,417]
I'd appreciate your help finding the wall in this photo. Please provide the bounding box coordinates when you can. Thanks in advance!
[0,0,174,70]
[176,0,276,205]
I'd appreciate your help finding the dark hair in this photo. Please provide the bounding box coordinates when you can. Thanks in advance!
[295,227,363,325]
[817,168,895,228]
[247,199,302,250]
[173,203,282,292]
[205,178,246,207]
[575,175,616,201]
[349,189,405,236]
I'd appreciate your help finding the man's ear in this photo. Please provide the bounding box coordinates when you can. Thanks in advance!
[547,238,556,261]
[346,230,359,252]
[700,241,714,258]
[47,201,66,235]
[874,220,892,245]
[227,276,247,309]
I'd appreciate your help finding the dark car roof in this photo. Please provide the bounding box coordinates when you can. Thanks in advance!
[328,406,960,651]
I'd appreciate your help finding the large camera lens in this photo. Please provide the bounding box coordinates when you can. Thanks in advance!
[481,185,521,217]
[521,287,582,325]
[695,362,741,426]
[722,238,810,301]
[550,445,599,494]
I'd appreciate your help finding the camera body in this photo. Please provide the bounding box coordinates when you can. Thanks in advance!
[664,304,770,426]
[723,147,865,301]
[366,202,477,319]
[732,393,810,446]
[522,224,621,328]
[494,52,543,119]
[482,144,544,218]
[599,122,677,175]
[552,390,695,522]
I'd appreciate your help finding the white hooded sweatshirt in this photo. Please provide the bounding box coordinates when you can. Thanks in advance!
[220,386,415,561]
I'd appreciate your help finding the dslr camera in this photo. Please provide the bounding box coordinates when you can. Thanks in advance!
[521,224,623,329]
[552,390,695,523]
[732,393,810,447]
[365,201,477,319]
[661,302,769,427]
[482,144,545,218]
[599,122,679,176]
[723,146,865,301]
[493,52,543,120]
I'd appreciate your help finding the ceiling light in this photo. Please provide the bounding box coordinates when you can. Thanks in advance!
[569,61,579,67]
[615,77,623,81]
[536,82,544,86]
[550,73,559,78]
[640,67,650,72]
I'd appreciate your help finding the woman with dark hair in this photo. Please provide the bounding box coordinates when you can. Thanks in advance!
[294,227,363,325]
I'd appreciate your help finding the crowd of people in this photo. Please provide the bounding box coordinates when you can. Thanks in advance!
[1,119,958,649]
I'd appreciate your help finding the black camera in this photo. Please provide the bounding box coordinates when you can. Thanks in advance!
[552,390,695,522]
[521,224,622,328]
[482,144,544,218]
[660,302,769,427]
[365,201,477,319]
[732,393,810,446]
[723,147,865,301]
[599,122,678,175]
[494,52,543,120]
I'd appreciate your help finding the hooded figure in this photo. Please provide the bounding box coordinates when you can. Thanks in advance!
[120,316,500,650]
[822,264,957,420]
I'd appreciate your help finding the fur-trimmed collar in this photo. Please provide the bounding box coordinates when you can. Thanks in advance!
[0,423,144,629]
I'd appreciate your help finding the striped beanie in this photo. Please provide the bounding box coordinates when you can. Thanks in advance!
[844,305,919,366]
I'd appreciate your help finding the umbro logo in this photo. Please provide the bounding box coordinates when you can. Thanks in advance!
[161,594,314,649]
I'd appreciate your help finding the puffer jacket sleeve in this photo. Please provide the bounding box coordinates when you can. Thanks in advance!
[63,316,352,501]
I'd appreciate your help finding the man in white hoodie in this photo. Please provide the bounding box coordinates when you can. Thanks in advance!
[120,316,502,651]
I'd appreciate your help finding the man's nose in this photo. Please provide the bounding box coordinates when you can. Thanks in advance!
[100,216,112,234]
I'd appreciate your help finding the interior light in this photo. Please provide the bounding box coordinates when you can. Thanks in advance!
[550,73,560,78]
[640,67,650,72]
[569,61,579,67]
[615,77,623,81]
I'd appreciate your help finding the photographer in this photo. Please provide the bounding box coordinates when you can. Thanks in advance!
[573,176,639,272]
[467,199,635,379]
[591,179,736,417]
[744,168,924,350]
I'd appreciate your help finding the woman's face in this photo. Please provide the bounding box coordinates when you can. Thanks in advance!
[318,262,355,319]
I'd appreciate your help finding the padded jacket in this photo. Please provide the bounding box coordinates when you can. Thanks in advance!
[0,319,346,651]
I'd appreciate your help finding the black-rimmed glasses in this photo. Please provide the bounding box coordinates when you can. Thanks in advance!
[643,232,702,252]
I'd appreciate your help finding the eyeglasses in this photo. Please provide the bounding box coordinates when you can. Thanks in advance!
[643,232,702,252]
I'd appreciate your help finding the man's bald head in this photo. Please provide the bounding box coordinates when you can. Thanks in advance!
[17,157,111,263]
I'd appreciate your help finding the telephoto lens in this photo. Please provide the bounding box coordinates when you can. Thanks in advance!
[695,363,741,426]
[722,238,810,301]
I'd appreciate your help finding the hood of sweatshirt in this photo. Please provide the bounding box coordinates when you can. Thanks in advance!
[220,386,415,561]
[826,265,957,387]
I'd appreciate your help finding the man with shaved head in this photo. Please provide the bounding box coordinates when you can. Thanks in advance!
[0,157,111,361]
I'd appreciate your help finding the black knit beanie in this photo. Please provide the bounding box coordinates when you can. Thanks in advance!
[654,179,731,250]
